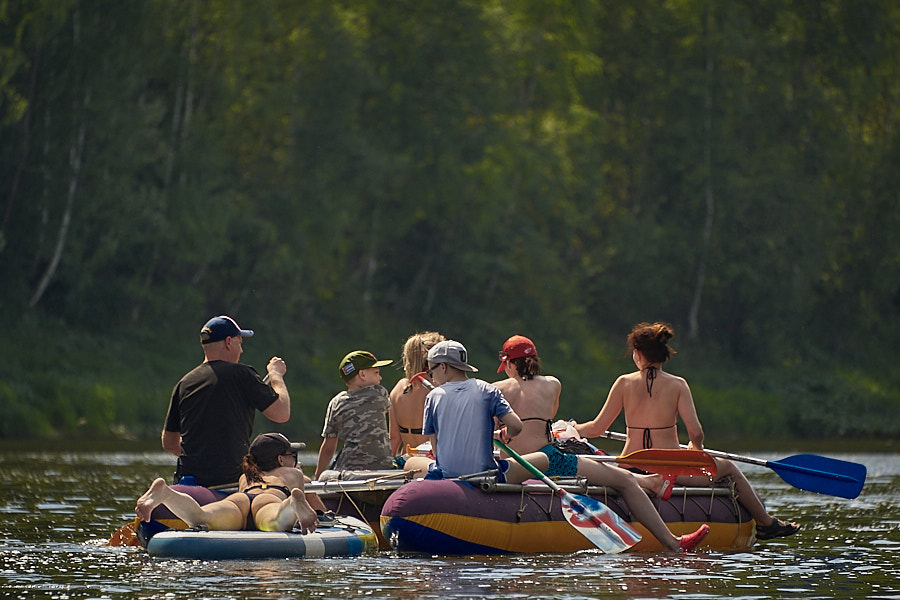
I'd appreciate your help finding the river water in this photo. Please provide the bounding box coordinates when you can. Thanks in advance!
[0,448,896,599]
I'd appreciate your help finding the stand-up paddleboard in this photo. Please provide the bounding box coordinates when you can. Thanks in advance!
[144,515,377,559]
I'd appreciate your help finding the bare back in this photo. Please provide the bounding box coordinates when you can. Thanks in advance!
[238,465,306,493]
[389,378,430,455]
[579,368,703,456]
[494,374,561,454]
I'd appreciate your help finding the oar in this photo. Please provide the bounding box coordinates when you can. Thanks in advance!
[410,371,434,389]
[583,448,718,477]
[600,431,866,499]
[494,439,641,553]
[108,518,141,546]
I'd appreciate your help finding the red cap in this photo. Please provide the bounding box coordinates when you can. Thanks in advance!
[497,335,537,373]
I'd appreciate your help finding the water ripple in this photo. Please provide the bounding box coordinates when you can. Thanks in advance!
[0,451,896,599]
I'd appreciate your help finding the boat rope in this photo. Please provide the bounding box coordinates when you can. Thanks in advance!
[511,488,555,522]
[705,475,735,521]
[720,475,746,547]
[331,483,369,523]
[516,486,527,522]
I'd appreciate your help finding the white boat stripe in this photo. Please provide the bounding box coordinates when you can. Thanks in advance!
[304,535,326,557]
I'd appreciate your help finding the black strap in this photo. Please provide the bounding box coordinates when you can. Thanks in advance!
[645,365,657,396]
[521,417,554,442]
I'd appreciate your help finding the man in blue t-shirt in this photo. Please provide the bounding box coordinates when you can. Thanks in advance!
[405,340,523,480]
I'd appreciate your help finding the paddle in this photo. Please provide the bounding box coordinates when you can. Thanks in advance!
[600,431,866,499]
[108,518,141,546]
[410,371,433,389]
[584,448,718,478]
[549,420,716,477]
[493,439,641,553]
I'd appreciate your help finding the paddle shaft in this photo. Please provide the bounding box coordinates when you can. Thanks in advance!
[600,431,861,484]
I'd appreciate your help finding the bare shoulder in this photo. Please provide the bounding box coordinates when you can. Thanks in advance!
[267,467,304,487]
[389,378,410,402]
[537,375,561,394]
[662,371,689,387]
[493,377,518,393]
[616,372,641,386]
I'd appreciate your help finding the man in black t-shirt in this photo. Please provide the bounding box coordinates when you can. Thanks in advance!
[162,315,292,488]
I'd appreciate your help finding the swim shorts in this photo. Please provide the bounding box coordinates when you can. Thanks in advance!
[538,444,579,477]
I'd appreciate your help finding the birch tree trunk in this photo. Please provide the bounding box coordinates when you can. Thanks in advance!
[28,7,90,309]
[28,89,89,308]
[687,10,715,340]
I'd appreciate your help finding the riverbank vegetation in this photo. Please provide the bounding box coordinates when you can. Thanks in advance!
[1,1,897,446]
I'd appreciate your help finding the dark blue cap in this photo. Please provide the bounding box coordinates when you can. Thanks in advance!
[200,315,254,344]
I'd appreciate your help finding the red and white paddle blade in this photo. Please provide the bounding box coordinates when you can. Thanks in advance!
[560,491,642,553]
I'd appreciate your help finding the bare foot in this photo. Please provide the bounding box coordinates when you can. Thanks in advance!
[290,488,318,534]
[135,477,170,522]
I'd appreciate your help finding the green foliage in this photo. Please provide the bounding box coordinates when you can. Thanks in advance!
[0,0,897,442]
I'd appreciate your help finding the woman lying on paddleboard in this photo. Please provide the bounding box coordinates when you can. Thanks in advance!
[136,432,319,533]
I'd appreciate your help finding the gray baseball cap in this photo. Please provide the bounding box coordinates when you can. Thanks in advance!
[427,340,478,372]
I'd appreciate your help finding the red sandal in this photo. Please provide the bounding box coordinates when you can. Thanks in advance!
[657,474,677,502]
[679,523,710,552]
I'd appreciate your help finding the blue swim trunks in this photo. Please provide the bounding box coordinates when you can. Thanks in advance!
[538,444,579,477]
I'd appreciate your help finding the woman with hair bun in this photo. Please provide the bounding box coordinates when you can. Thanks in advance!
[574,322,800,541]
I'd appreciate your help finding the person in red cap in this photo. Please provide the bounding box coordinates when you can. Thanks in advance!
[161,315,293,489]
[494,335,562,455]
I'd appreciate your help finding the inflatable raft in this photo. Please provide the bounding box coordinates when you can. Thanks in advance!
[380,478,755,554]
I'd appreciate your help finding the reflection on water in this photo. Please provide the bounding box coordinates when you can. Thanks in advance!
[0,450,897,599]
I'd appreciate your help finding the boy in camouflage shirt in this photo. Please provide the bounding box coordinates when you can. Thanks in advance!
[315,350,395,479]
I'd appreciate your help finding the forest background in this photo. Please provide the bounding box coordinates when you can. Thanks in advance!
[1,0,897,450]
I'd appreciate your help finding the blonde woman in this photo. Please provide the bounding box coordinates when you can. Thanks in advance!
[388,331,445,456]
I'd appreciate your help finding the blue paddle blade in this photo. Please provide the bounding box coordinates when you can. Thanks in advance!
[561,491,642,553]
[769,454,867,499]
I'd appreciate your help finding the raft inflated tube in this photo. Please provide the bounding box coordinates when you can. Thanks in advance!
[381,479,755,554]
